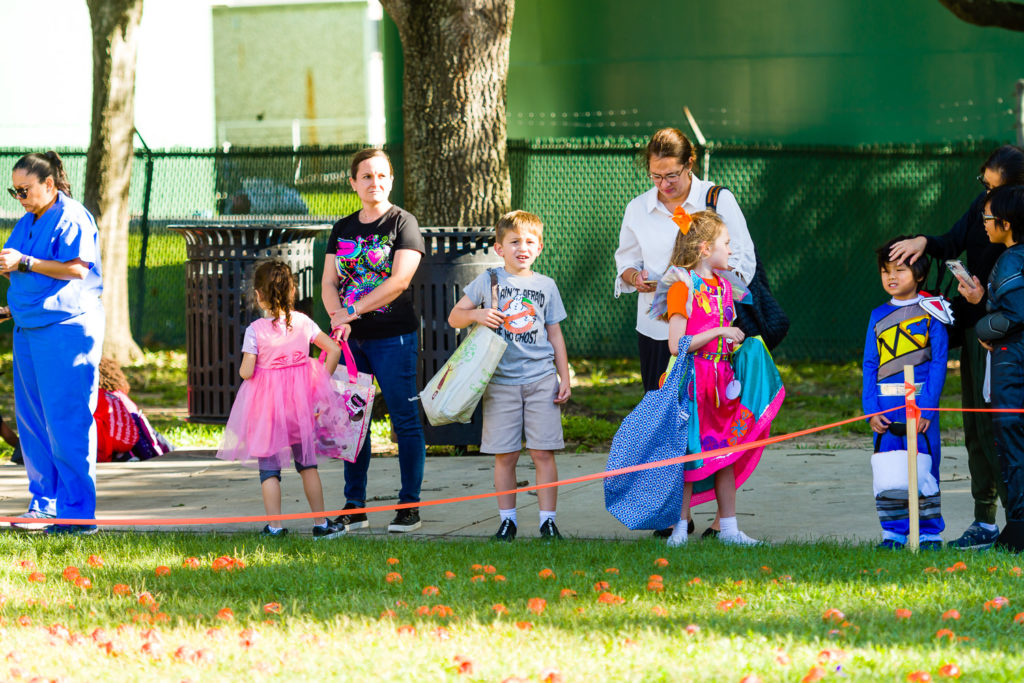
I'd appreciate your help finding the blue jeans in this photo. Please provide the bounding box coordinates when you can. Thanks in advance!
[992,339,1024,523]
[344,331,426,505]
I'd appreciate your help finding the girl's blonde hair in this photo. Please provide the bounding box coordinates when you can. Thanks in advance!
[668,210,726,269]
[253,260,296,329]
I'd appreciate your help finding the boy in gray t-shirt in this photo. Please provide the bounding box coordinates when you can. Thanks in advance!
[448,210,571,541]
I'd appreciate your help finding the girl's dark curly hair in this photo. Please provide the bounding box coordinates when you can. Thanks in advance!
[98,357,131,393]
[252,260,296,329]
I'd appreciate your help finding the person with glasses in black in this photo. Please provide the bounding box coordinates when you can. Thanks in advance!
[3,151,104,534]
[613,128,756,540]
[889,144,1024,550]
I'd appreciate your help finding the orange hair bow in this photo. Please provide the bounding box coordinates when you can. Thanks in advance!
[671,206,692,235]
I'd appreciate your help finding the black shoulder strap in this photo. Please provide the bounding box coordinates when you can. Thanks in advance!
[705,185,728,212]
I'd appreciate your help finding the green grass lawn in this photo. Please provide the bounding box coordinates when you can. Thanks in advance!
[0,533,1017,681]
[564,357,966,451]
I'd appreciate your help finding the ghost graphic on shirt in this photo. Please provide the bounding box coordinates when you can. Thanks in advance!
[501,296,537,335]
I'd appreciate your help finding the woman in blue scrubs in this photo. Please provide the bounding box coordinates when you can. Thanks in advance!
[4,151,104,534]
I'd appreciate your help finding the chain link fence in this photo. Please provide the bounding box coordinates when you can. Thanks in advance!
[0,139,994,358]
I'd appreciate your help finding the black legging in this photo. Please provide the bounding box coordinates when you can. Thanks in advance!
[638,332,672,392]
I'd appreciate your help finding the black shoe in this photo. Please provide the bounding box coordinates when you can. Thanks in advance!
[261,525,288,538]
[948,522,1000,550]
[9,444,22,466]
[653,519,694,538]
[539,519,562,539]
[702,526,720,539]
[876,538,905,550]
[312,521,346,540]
[333,502,368,532]
[920,540,943,551]
[388,508,421,533]
[494,518,517,541]
[994,521,1024,554]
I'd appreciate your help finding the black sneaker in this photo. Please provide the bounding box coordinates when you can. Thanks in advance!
[539,519,562,539]
[994,520,1024,553]
[388,508,421,533]
[312,521,346,540]
[653,519,694,538]
[261,525,288,538]
[702,526,720,539]
[494,518,517,541]
[920,540,943,551]
[334,502,369,532]
[948,522,999,550]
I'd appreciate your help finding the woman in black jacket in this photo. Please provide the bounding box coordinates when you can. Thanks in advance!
[889,144,1024,550]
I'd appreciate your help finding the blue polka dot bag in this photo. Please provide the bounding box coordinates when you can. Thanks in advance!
[605,336,696,530]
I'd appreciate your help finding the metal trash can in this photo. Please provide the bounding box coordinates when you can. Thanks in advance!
[411,228,503,446]
[171,223,331,423]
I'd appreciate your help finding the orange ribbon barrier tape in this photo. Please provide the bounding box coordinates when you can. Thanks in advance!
[0,406,904,528]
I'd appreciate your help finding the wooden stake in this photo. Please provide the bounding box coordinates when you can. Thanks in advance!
[904,365,920,552]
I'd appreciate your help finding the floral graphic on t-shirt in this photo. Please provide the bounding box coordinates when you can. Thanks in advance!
[335,235,393,312]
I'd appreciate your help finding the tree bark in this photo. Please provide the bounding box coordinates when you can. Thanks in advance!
[381,0,514,226]
[85,0,144,363]
[937,0,1024,30]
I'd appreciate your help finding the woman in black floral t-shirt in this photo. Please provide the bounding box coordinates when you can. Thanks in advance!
[322,149,426,533]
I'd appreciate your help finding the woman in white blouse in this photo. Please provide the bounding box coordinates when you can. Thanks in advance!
[614,127,756,391]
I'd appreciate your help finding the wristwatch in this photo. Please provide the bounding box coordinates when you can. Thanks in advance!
[346,304,358,317]
[17,255,33,273]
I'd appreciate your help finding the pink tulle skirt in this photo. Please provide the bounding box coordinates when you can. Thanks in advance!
[217,359,341,470]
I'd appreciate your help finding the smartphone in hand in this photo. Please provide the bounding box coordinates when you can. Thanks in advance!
[945,259,973,287]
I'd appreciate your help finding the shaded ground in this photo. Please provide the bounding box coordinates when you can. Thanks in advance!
[0,446,979,544]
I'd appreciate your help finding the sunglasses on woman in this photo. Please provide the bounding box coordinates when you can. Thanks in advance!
[7,187,28,199]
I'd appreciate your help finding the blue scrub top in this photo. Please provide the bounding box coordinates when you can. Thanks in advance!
[5,192,103,328]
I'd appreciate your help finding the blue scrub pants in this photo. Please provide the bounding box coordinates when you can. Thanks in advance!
[13,313,103,519]
[343,331,426,506]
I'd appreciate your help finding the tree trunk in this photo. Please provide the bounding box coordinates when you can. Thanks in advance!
[381,0,514,226]
[85,0,144,363]
[937,0,1024,30]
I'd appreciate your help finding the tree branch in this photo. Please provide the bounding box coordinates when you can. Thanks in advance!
[937,0,1024,31]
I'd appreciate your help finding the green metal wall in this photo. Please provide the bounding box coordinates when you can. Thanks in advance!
[384,0,1024,145]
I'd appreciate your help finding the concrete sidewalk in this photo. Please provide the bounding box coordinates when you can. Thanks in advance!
[0,445,979,543]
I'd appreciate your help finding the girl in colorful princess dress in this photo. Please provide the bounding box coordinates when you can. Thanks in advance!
[606,209,784,546]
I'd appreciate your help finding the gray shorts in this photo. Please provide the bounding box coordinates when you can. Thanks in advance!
[480,373,564,454]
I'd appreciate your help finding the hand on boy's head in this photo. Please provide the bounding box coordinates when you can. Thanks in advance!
[868,415,891,434]
[888,237,926,266]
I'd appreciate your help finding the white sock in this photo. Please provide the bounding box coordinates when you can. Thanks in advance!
[539,510,556,529]
[667,518,688,547]
[314,521,328,529]
[719,517,739,536]
[499,508,517,525]
[978,522,998,532]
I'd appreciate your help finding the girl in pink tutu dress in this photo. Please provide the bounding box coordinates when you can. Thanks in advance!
[658,210,783,547]
[217,260,348,539]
